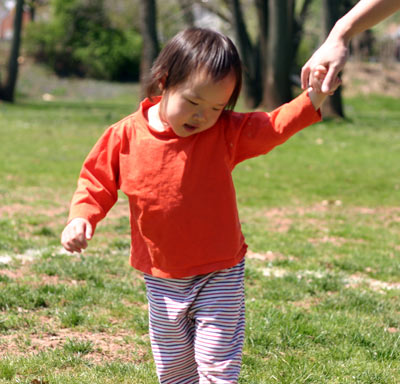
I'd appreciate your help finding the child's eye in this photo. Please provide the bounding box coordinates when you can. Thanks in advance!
[186,99,198,106]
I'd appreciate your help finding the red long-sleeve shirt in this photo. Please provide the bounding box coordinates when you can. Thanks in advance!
[68,91,321,278]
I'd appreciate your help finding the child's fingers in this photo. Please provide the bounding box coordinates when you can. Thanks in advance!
[61,230,86,253]
[61,219,91,253]
[314,66,327,80]
[334,76,342,89]
[85,222,93,240]
[314,64,327,73]
[310,72,322,93]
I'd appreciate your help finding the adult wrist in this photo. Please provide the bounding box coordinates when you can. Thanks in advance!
[329,18,352,46]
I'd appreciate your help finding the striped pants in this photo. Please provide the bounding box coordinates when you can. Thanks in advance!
[144,259,245,384]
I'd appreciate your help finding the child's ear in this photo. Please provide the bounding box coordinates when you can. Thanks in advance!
[158,75,167,92]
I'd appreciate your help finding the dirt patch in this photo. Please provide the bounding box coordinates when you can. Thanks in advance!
[257,204,400,233]
[33,274,83,287]
[0,203,34,217]
[0,328,149,363]
[0,269,25,280]
[247,250,288,262]
[0,268,26,280]
[104,198,130,220]
[261,208,294,233]
[342,61,400,98]
[345,273,400,292]
[308,236,347,246]
[0,204,65,218]
[291,296,323,311]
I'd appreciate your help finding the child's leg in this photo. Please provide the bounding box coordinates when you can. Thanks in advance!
[192,259,245,383]
[145,274,200,383]
[144,259,245,384]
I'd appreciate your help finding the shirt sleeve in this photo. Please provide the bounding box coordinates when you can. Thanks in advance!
[225,90,322,168]
[67,125,122,233]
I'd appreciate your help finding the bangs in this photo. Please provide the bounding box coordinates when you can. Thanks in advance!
[147,28,242,110]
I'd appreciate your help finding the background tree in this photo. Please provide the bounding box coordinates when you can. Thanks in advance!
[178,0,195,28]
[0,0,24,102]
[139,0,160,99]
[264,0,294,108]
[25,0,142,81]
[225,0,314,109]
[19,0,364,115]
[227,0,262,108]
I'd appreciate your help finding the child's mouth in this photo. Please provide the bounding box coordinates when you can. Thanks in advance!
[183,124,198,131]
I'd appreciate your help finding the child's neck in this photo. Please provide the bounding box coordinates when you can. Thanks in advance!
[147,103,168,132]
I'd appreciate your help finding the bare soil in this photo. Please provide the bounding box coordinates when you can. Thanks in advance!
[342,61,400,98]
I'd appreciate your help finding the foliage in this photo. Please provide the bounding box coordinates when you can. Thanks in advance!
[24,0,142,81]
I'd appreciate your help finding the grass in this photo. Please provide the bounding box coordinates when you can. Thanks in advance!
[0,65,399,383]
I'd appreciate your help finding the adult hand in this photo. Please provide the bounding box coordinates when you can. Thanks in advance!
[301,36,348,94]
[61,218,93,253]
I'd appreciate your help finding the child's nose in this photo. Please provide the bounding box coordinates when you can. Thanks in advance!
[193,110,206,122]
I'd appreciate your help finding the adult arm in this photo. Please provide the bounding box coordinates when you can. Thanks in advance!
[301,0,400,92]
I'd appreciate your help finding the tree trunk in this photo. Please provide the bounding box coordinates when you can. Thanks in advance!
[263,0,293,109]
[255,0,268,105]
[321,0,345,118]
[227,0,262,108]
[292,0,313,67]
[28,0,36,21]
[178,0,195,28]
[139,0,159,100]
[0,0,24,102]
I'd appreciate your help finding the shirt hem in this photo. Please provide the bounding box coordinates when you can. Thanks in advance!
[130,244,248,278]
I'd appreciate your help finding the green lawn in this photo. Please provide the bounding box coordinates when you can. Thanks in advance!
[0,79,399,383]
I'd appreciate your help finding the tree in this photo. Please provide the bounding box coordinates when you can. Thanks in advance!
[25,0,142,81]
[25,0,44,21]
[178,0,196,27]
[264,0,294,108]
[225,0,313,109]
[227,0,262,108]
[139,0,160,99]
[0,0,24,102]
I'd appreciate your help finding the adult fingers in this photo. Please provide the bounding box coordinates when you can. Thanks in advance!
[321,65,340,93]
[301,62,312,90]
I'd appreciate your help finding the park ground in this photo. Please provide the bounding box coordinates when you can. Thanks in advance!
[0,61,399,383]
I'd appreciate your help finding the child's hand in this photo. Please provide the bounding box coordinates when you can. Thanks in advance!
[308,64,342,109]
[61,218,93,253]
[310,65,341,95]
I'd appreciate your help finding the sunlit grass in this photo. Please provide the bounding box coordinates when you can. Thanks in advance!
[0,69,399,382]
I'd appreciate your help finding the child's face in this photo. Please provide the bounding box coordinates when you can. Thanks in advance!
[159,70,236,137]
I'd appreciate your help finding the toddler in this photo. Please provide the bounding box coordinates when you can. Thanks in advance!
[62,28,334,383]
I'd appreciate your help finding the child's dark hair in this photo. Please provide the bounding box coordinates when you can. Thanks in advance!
[146,28,242,110]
